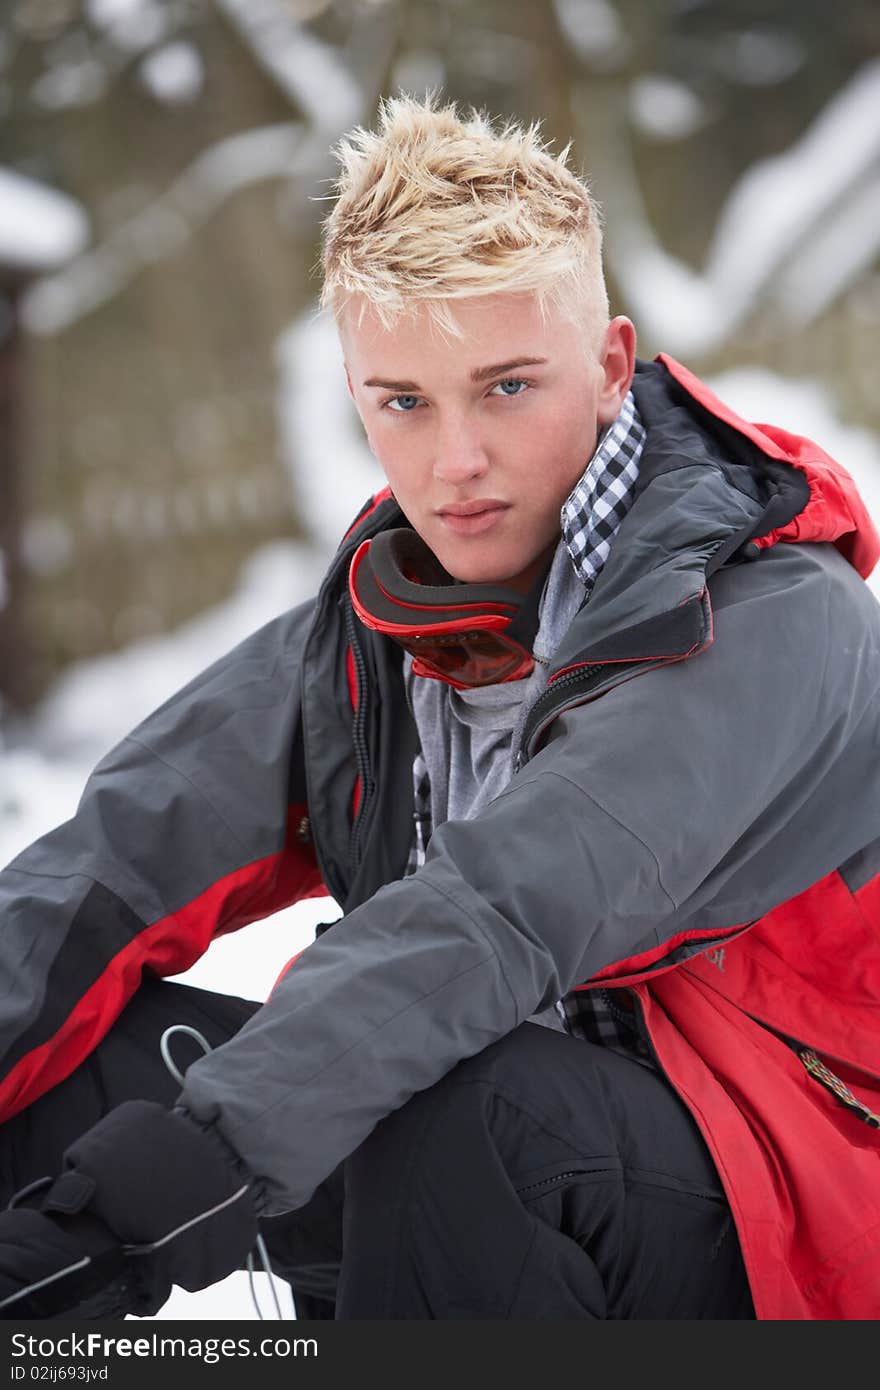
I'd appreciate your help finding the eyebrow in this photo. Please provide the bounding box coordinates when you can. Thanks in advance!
[362,357,549,391]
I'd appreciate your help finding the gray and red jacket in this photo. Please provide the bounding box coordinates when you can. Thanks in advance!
[2,358,879,1318]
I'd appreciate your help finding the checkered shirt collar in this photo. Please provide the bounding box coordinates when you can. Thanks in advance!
[561,389,645,593]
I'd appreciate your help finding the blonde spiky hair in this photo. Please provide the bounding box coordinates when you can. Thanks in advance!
[319,93,609,347]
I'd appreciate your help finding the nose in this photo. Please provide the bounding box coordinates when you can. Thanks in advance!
[432,414,490,487]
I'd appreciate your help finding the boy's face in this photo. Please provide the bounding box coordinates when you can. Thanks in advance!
[342,292,635,592]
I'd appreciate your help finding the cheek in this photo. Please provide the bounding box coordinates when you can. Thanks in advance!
[356,401,392,460]
[521,415,589,487]
[524,395,583,448]
[366,438,413,502]
[360,415,390,463]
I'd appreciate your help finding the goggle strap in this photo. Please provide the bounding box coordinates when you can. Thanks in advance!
[350,532,526,632]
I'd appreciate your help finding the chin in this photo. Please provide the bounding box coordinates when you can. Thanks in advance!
[434,536,554,593]
[420,521,548,591]
[436,553,513,586]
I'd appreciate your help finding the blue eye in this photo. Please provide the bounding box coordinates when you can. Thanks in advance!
[491,378,528,397]
[386,394,422,412]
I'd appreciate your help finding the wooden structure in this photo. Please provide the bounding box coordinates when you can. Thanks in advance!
[0,169,88,712]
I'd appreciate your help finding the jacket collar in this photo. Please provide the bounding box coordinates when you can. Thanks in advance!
[548,354,878,675]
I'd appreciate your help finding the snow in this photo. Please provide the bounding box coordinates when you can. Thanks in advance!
[138,41,204,105]
[15,543,324,768]
[20,125,304,334]
[712,28,805,87]
[31,49,107,112]
[86,0,168,52]
[2,299,879,1316]
[180,126,304,212]
[629,75,706,141]
[0,168,89,274]
[20,1,370,336]
[552,0,629,67]
[275,310,384,554]
[705,60,880,319]
[604,58,880,355]
[774,174,880,325]
[20,515,74,580]
[214,0,362,135]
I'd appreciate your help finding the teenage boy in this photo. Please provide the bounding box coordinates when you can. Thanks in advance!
[1,96,879,1321]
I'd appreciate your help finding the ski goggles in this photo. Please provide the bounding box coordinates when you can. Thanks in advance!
[349,528,537,689]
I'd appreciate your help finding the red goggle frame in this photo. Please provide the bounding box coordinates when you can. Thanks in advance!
[348,530,535,689]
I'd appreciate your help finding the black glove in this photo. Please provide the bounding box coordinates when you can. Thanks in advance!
[0,1101,259,1320]
[0,1206,130,1319]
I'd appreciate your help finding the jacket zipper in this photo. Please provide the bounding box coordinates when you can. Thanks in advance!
[517,586,714,767]
[600,987,633,1026]
[515,1168,610,1199]
[515,663,605,770]
[345,601,374,873]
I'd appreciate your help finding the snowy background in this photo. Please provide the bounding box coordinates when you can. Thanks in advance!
[1,0,880,1321]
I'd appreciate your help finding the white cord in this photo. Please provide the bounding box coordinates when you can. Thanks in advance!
[159,1024,212,1086]
[0,1256,92,1312]
[256,1234,286,1318]
[158,1024,289,1320]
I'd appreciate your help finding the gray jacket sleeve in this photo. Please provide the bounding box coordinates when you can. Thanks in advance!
[0,600,316,1121]
[179,543,880,1213]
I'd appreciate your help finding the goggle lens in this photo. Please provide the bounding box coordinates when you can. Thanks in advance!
[405,630,533,687]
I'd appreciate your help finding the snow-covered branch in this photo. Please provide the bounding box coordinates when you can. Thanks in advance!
[600,58,880,354]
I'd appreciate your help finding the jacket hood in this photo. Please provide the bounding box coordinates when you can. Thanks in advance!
[657,354,880,580]
[516,357,880,755]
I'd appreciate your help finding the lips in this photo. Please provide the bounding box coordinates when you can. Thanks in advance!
[437,499,508,518]
[436,501,510,537]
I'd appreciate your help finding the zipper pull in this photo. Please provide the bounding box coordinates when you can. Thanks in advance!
[799,1048,880,1129]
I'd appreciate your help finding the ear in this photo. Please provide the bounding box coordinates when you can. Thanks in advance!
[596,317,636,426]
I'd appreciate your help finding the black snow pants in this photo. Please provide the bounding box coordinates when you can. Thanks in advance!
[0,978,754,1320]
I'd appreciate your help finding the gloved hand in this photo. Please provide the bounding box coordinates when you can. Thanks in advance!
[0,1101,259,1320]
[0,1206,130,1319]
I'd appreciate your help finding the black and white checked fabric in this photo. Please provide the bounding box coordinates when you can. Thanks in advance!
[561,388,645,596]
[559,987,654,1064]
[400,394,651,1060]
